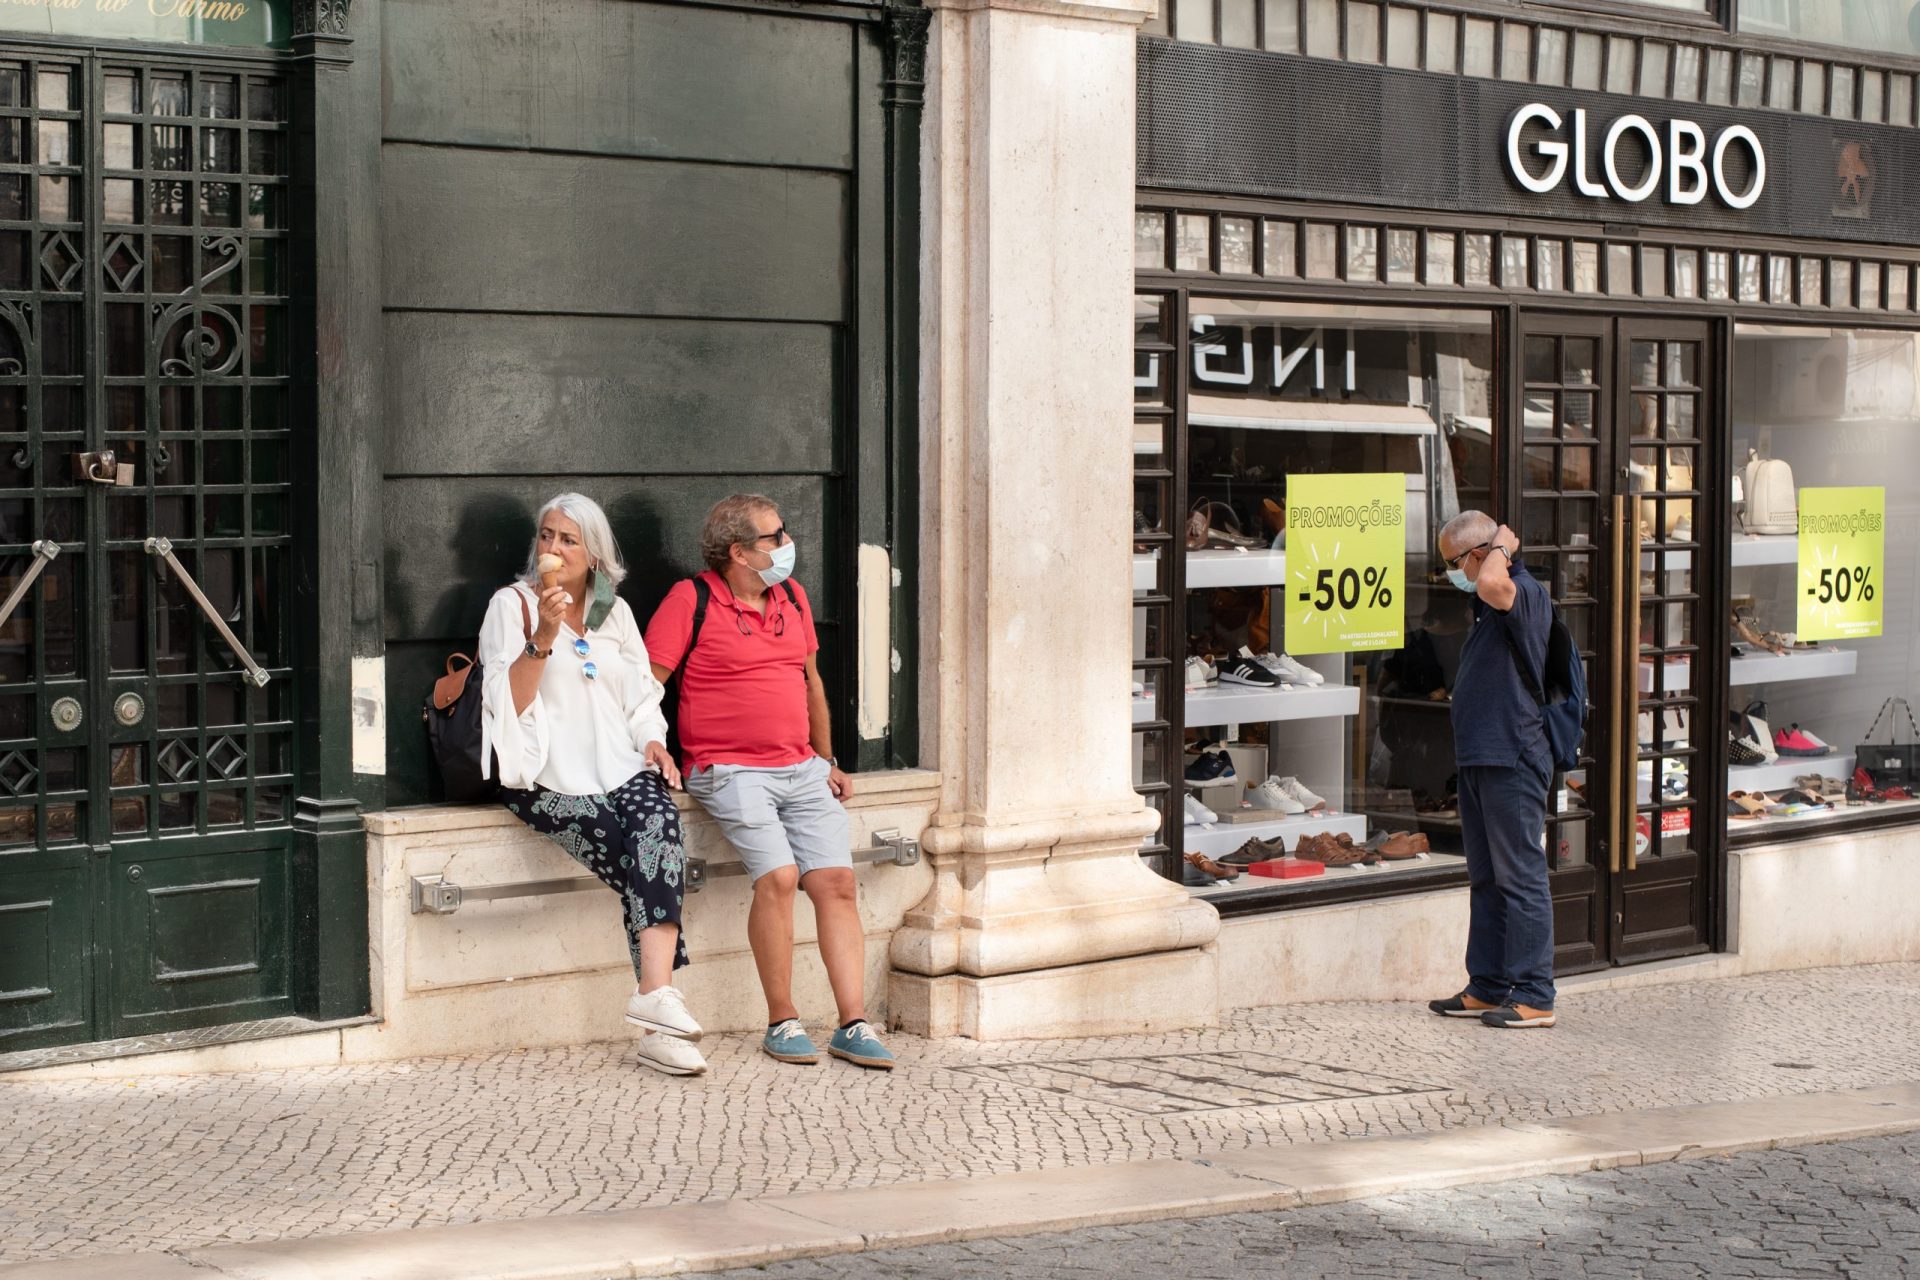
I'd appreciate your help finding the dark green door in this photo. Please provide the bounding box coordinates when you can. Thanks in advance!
[0,50,297,1052]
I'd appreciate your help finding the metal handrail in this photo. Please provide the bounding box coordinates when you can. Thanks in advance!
[0,541,60,633]
[410,829,922,914]
[144,536,270,687]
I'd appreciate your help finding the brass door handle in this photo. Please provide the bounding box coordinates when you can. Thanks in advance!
[144,537,271,687]
[1625,495,1643,873]
[1608,496,1625,875]
[0,540,61,634]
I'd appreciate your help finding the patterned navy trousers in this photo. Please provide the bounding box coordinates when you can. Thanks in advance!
[501,769,690,975]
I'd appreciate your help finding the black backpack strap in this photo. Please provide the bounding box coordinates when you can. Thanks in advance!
[685,577,711,665]
[1500,613,1548,706]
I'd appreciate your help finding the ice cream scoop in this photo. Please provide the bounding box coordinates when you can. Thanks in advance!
[536,553,564,592]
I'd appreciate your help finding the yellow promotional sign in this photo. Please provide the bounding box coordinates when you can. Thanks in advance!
[1285,473,1405,655]
[1797,486,1884,641]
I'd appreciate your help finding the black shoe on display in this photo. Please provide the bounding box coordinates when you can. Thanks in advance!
[1216,654,1280,687]
[1184,750,1236,785]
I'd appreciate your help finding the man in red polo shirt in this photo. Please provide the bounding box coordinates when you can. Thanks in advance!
[645,494,893,1070]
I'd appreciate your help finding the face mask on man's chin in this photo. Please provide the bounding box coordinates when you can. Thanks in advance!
[1446,567,1475,593]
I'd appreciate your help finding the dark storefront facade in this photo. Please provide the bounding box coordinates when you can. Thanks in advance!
[1131,1,1920,976]
[1,0,923,1059]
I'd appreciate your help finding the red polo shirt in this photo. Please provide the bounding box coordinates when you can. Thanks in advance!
[644,570,818,773]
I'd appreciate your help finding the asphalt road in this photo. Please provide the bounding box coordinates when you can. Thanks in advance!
[700,1131,1920,1278]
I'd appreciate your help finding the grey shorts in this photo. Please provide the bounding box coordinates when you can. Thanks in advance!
[685,756,853,884]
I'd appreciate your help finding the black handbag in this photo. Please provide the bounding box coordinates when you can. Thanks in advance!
[422,590,532,803]
[1855,697,1920,788]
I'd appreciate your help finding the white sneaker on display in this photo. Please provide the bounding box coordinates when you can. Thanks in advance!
[1274,776,1327,811]
[636,1032,708,1077]
[1798,725,1832,750]
[1260,649,1325,686]
[626,986,703,1040]
[1183,794,1217,826]
[1185,656,1216,690]
[1245,776,1307,814]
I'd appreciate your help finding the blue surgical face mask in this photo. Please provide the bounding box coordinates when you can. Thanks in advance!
[758,539,796,588]
[1447,567,1475,593]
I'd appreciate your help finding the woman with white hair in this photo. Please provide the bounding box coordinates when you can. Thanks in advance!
[478,492,705,1076]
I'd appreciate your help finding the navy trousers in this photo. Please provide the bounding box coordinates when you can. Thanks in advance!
[1456,739,1556,1010]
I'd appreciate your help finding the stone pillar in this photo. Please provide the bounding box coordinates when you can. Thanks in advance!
[890,0,1221,1039]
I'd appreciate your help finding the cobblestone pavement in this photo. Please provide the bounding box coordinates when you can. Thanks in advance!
[4,963,1920,1264]
[701,1132,1920,1279]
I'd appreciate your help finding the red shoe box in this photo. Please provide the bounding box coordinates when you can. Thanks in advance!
[1246,857,1324,879]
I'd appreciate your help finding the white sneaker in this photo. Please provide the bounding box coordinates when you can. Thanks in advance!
[626,986,703,1040]
[1245,776,1307,814]
[1183,794,1217,826]
[636,1032,708,1076]
[1273,776,1327,811]
[1267,651,1325,686]
[1184,656,1216,690]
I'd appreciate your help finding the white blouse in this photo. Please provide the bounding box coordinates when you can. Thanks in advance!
[477,582,670,797]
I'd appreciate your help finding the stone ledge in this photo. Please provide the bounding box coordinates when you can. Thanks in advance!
[363,768,942,836]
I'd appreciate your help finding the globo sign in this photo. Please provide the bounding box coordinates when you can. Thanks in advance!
[1504,103,1766,210]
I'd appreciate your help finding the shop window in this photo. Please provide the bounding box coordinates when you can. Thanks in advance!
[1673,249,1699,300]
[1799,258,1824,307]
[1502,235,1530,290]
[1727,325,1920,833]
[1767,55,1796,110]
[1305,223,1338,279]
[1221,217,1255,274]
[1262,220,1298,277]
[1830,65,1856,119]
[1174,301,1496,896]
[1891,265,1911,314]
[1221,0,1258,49]
[1385,228,1416,283]
[1347,1,1381,64]
[1832,260,1855,308]
[1892,74,1914,128]
[1861,263,1883,311]
[1462,16,1496,79]
[1737,51,1766,107]
[1499,22,1530,82]
[1385,5,1419,69]
[1536,239,1565,292]
[1265,0,1302,55]
[1572,241,1600,294]
[1641,247,1668,299]
[1672,44,1702,101]
[1740,2,1920,71]
[1345,225,1379,282]
[1862,70,1885,123]
[1463,234,1493,288]
[1135,212,1166,272]
[1607,36,1637,96]
[1800,61,1826,114]
[1172,0,1217,45]
[1175,213,1211,273]
[1640,41,1670,98]
[1426,10,1458,75]
[1304,0,1339,59]
[1768,255,1793,305]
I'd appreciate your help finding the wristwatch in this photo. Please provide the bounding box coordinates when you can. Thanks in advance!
[524,641,552,660]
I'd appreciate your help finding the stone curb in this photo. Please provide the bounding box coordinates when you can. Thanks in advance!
[9,1081,1919,1280]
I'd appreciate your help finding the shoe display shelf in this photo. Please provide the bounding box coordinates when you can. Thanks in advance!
[1131,551,1158,592]
[1131,692,1157,726]
[1729,533,1799,567]
[1187,547,1287,589]
[1185,681,1360,728]
[1728,647,1857,686]
[1188,850,1467,896]
[1728,753,1855,794]
[1183,808,1368,858]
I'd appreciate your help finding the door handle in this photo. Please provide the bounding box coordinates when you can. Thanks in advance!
[0,540,61,634]
[1608,496,1625,875]
[143,537,271,688]
[1624,495,1643,873]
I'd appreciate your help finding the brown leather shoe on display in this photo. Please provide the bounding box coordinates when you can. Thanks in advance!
[1377,831,1431,859]
[1184,851,1240,881]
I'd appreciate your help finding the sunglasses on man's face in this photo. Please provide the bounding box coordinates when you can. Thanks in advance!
[1442,541,1493,570]
[745,526,789,548]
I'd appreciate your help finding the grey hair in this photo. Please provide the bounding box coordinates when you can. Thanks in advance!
[521,492,628,588]
[1439,509,1497,552]
[701,493,779,574]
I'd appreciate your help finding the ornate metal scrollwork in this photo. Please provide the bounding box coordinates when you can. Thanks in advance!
[291,0,353,37]
[0,299,33,377]
[152,302,245,377]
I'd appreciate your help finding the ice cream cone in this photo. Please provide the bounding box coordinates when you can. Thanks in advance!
[536,553,564,592]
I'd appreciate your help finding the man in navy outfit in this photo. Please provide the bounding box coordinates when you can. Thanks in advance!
[1428,511,1557,1029]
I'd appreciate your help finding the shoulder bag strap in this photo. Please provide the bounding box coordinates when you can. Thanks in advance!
[1498,611,1547,705]
[516,587,533,641]
[1863,696,1897,742]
